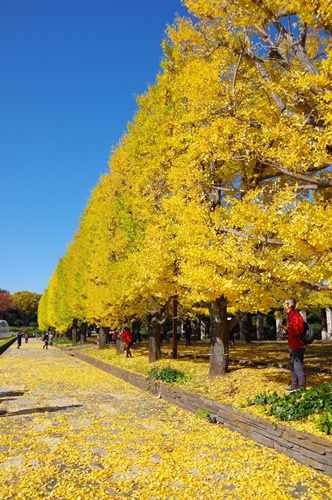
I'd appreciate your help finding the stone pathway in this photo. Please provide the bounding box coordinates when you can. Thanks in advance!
[1,339,332,499]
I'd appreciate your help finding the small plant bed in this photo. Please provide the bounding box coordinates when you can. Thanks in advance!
[148,365,191,384]
[54,338,91,347]
[195,408,211,422]
[53,337,73,345]
[243,381,332,435]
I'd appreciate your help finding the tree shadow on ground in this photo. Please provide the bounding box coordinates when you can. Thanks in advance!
[264,371,290,385]
[0,391,27,403]
[0,404,83,417]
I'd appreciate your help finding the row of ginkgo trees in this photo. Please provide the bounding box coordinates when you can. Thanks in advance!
[38,0,332,376]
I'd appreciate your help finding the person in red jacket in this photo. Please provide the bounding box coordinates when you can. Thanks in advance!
[282,298,306,393]
[120,327,133,358]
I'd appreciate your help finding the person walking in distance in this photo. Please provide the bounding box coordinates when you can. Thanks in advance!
[17,331,22,349]
[43,332,49,350]
[120,327,134,358]
[282,299,306,393]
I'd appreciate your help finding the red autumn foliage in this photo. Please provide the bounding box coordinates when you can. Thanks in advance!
[0,290,13,316]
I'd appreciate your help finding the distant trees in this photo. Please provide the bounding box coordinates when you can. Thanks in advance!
[0,290,13,318]
[0,290,41,326]
[10,291,42,326]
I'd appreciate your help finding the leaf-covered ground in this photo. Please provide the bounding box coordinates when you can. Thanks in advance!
[82,340,332,441]
[1,340,332,499]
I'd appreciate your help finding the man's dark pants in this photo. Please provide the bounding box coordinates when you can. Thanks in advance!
[289,347,306,388]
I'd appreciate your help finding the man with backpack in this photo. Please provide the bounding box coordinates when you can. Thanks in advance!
[282,298,306,393]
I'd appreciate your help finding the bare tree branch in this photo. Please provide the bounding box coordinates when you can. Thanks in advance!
[257,25,291,70]
[211,185,247,194]
[243,30,295,117]
[251,0,319,76]
[299,22,308,48]
[221,227,283,246]
[228,311,245,332]
[294,184,321,191]
[263,161,332,188]
[298,281,331,291]
[232,44,245,92]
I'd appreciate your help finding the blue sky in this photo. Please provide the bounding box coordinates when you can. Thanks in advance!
[0,0,188,295]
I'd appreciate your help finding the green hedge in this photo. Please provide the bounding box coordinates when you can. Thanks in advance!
[8,326,43,334]
[0,337,17,355]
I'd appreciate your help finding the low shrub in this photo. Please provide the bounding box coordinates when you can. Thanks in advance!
[53,337,72,345]
[147,365,191,384]
[9,326,43,334]
[195,408,211,421]
[244,381,332,435]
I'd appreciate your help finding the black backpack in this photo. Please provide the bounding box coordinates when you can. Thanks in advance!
[300,322,315,345]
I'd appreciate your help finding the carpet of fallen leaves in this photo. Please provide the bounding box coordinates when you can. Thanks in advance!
[1,340,332,500]
[84,340,332,441]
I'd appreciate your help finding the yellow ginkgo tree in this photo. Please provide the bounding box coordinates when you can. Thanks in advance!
[39,0,332,377]
[159,0,332,374]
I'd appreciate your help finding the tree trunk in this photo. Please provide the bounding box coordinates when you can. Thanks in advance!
[193,318,198,341]
[256,313,264,341]
[239,313,252,342]
[72,319,78,345]
[116,336,125,354]
[208,297,229,377]
[326,309,332,341]
[275,317,283,340]
[65,328,72,341]
[98,327,107,350]
[195,315,201,340]
[148,310,161,363]
[201,317,207,339]
[80,322,87,345]
[321,308,328,341]
[172,296,178,359]
[102,327,110,344]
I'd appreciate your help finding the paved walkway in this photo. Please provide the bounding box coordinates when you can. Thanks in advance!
[1,339,332,499]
